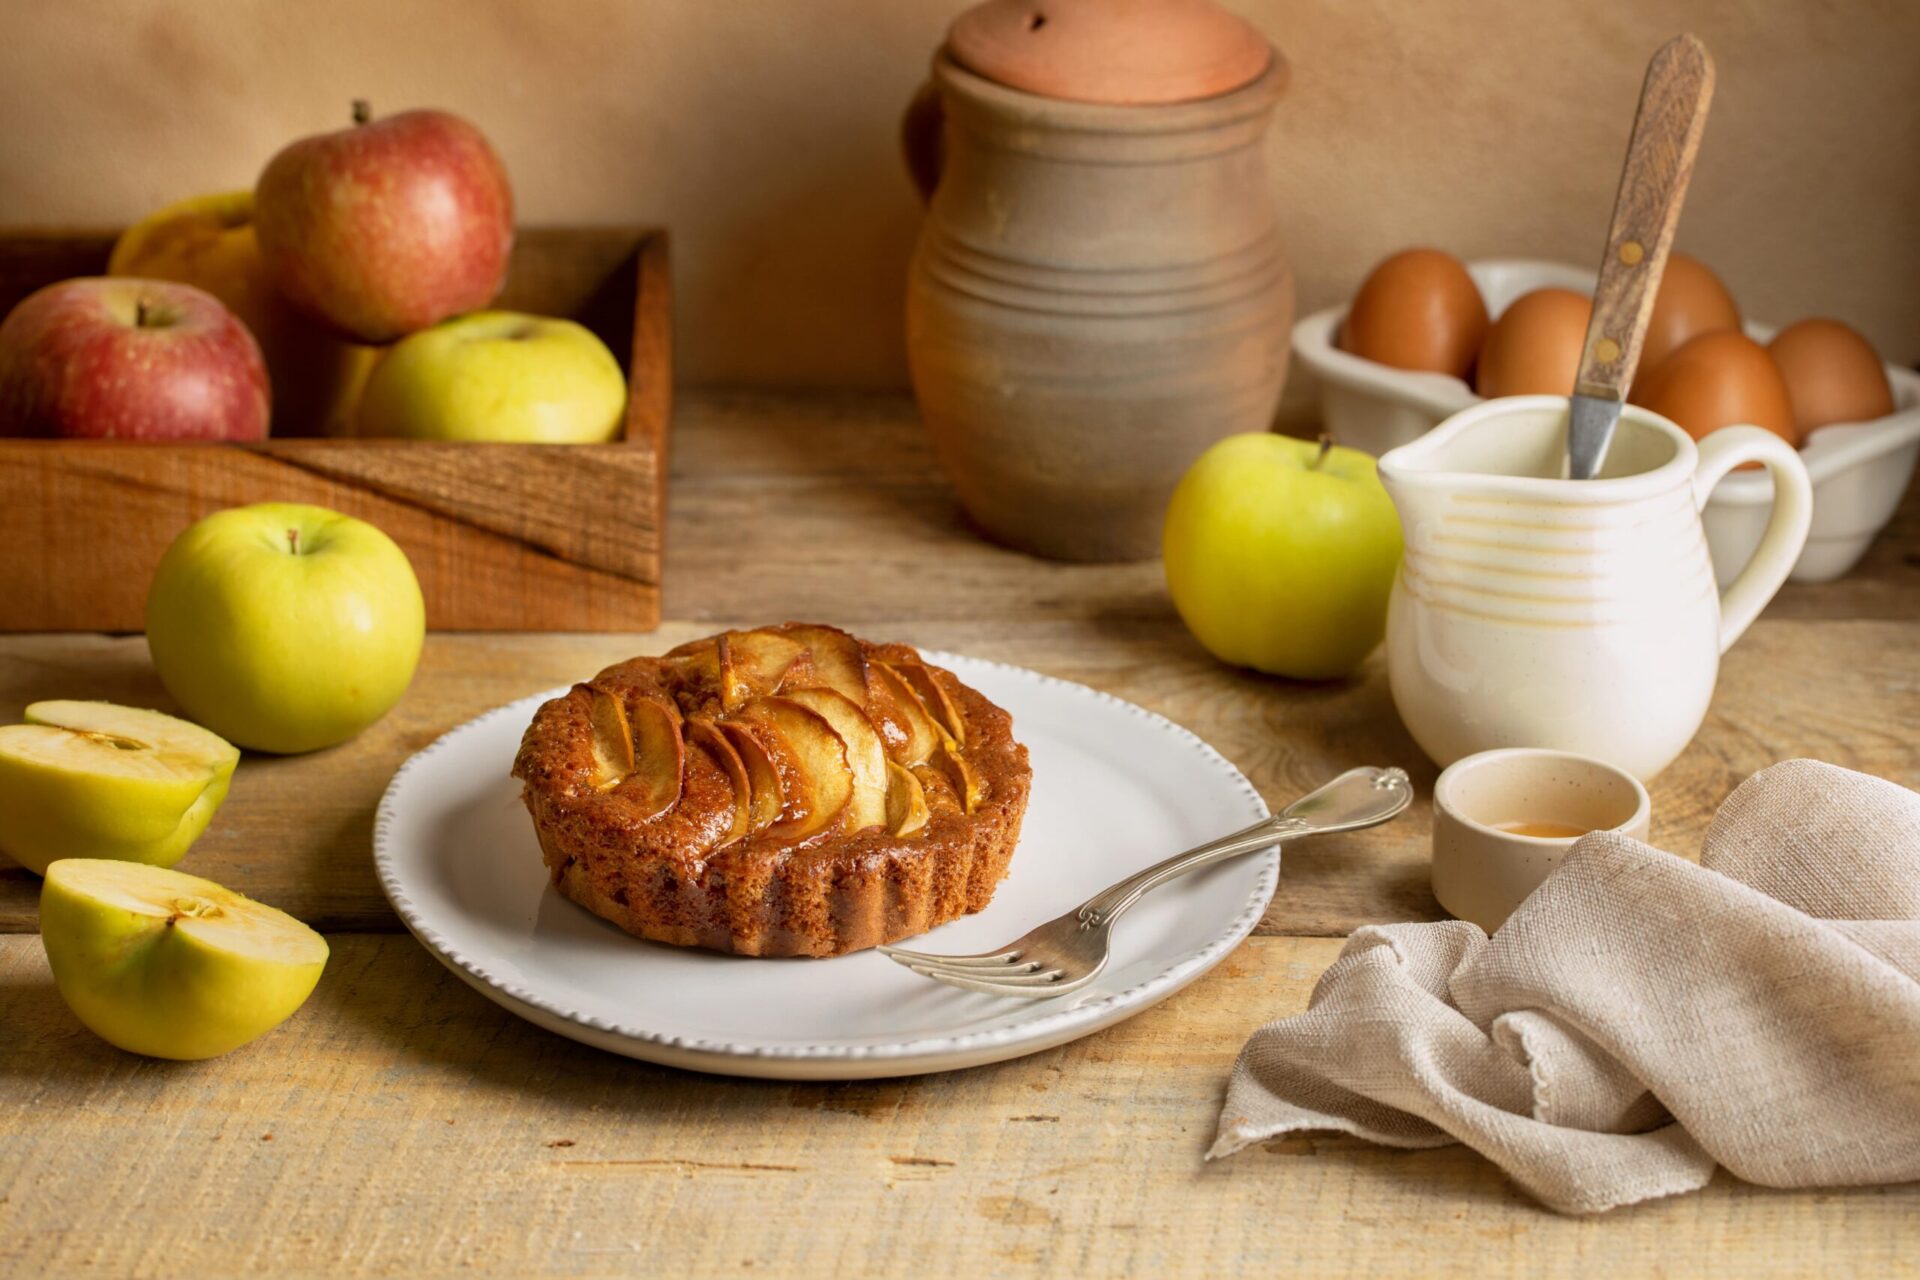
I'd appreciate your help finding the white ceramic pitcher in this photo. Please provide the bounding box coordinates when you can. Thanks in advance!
[1378,396,1813,781]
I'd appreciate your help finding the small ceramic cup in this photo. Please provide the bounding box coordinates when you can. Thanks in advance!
[1430,748,1651,932]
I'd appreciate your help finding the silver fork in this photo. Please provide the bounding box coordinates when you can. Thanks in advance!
[879,766,1413,999]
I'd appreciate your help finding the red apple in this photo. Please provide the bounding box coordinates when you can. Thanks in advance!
[0,278,270,440]
[254,103,514,343]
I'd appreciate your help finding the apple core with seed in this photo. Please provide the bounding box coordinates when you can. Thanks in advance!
[40,858,328,1060]
[0,700,238,875]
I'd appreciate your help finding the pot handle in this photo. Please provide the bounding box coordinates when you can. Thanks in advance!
[901,80,945,204]
[1691,426,1813,653]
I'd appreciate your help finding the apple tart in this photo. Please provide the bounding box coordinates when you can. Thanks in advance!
[512,624,1031,957]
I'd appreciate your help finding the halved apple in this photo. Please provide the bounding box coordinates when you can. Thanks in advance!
[718,630,809,711]
[890,662,967,746]
[585,684,635,790]
[885,761,930,837]
[0,701,239,875]
[687,718,751,848]
[933,736,984,813]
[776,623,869,706]
[781,686,888,833]
[718,721,783,835]
[737,697,852,841]
[40,858,327,1059]
[870,662,943,765]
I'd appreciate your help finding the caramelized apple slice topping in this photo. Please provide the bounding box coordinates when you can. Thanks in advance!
[861,665,913,758]
[687,719,751,848]
[657,641,721,705]
[718,721,783,835]
[586,684,635,790]
[738,697,852,841]
[775,623,870,706]
[781,687,888,833]
[718,630,809,712]
[662,636,720,662]
[623,693,686,820]
[891,662,967,746]
[933,736,983,813]
[885,761,930,837]
[870,662,942,766]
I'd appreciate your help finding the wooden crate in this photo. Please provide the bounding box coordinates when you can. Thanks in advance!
[0,226,671,632]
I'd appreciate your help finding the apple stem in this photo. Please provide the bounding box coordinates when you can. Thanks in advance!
[1311,433,1333,470]
[135,300,150,328]
[352,99,371,126]
[286,528,301,555]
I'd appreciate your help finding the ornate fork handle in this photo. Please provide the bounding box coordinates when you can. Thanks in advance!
[1075,766,1413,929]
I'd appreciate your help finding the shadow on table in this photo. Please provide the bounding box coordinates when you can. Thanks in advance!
[317,929,1135,1134]
[1198,1127,1920,1224]
[1197,1127,1554,1212]
[320,935,942,1117]
[0,963,203,1083]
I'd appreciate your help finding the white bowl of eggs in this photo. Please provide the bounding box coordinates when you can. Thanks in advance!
[1293,254,1920,584]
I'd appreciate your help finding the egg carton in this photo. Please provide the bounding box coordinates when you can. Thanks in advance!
[1293,258,1920,584]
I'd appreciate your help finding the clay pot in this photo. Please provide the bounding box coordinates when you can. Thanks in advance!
[904,48,1293,560]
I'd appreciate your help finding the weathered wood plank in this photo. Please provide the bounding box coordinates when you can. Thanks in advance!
[0,228,669,633]
[1,391,1913,930]
[1,933,1913,1279]
[0,440,663,632]
[2,614,1912,935]
[659,391,1920,624]
[1,390,1915,1276]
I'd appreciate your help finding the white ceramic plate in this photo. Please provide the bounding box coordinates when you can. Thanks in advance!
[374,653,1276,1079]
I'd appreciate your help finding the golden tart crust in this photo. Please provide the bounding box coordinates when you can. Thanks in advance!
[512,625,1032,957]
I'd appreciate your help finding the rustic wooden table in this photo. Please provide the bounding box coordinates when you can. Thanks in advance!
[4,392,1917,1277]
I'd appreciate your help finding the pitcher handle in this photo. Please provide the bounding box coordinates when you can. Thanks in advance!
[1691,426,1813,654]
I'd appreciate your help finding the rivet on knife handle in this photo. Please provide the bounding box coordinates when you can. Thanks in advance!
[1568,34,1716,480]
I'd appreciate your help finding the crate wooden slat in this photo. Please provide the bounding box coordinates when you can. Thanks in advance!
[0,226,670,632]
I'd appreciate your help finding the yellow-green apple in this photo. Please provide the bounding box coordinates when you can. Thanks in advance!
[254,103,514,342]
[356,311,626,441]
[145,503,425,754]
[40,858,327,1060]
[1162,434,1403,680]
[108,189,381,437]
[0,701,238,875]
[0,278,268,439]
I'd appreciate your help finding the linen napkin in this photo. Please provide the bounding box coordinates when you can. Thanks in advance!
[1208,759,1920,1214]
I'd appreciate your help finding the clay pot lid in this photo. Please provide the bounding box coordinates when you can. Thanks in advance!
[947,0,1272,105]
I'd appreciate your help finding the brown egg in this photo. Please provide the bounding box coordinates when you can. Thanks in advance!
[1639,254,1741,376]
[1474,288,1592,398]
[1339,248,1489,379]
[1767,317,1894,433]
[1631,329,1800,449]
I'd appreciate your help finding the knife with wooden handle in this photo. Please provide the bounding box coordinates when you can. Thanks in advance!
[1567,34,1716,480]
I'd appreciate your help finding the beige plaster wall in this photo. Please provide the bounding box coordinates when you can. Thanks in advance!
[3,1,1914,389]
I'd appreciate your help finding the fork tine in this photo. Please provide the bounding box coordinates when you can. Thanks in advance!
[884,953,1036,974]
[904,962,1067,988]
[905,965,1071,998]
[877,945,1022,967]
